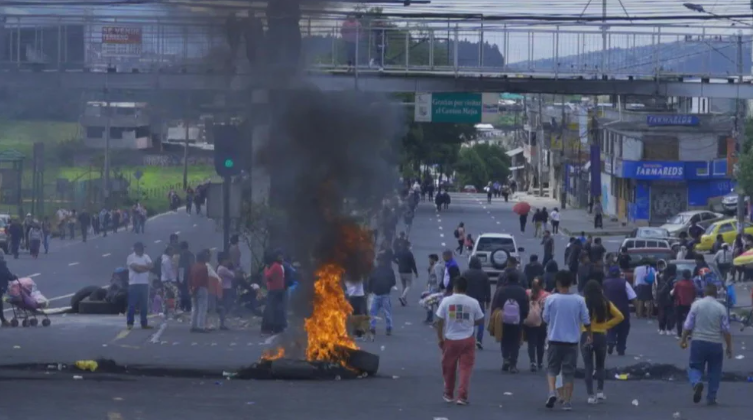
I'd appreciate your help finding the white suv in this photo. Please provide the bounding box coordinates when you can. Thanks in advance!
[469,233,524,281]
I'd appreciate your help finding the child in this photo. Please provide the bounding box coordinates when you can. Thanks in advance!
[465,234,475,252]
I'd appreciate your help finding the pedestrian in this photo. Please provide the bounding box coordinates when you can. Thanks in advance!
[186,187,194,214]
[655,263,677,335]
[28,224,42,259]
[395,241,418,307]
[589,237,606,263]
[680,284,733,405]
[464,234,474,252]
[41,217,51,255]
[217,251,237,330]
[602,266,636,356]
[550,207,560,234]
[462,256,491,349]
[524,254,544,287]
[0,250,15,326]
[340,15,360,69]
[160,245,178,317]
[543,270,592,411]
[541,230,554,266]
[497,256,526,289]
[543,260,559,292]
[567,239,582,275]
[486,181,493,204]
[435,276,485,406]
[8,219,23,259]
[581,280,624,404]
[403,205,415,236]
[440,249,461,296]
[67,210,76,240]
[541,207,549,232]
[261,249,287,336]
[112,209,121,233]
[424,254,443,324]
[189,249,211,333]
[126,242,154,330]
[524,277,549,372]
[519,210,528,233]
[577,253,592,294]
[713,243,733,281]
[632,259,656,318]
[177,241,194,313]
[533,209,543,238]
[367,254,396,337]
[345,271,367,337]
[454,223,466,255]
[673,269,697,338]
[491,271,529,373]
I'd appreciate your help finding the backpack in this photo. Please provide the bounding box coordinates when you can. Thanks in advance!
[645,267,656,284]
[453,228,460,238]
[502,298,521,324]
[523,299,543,327]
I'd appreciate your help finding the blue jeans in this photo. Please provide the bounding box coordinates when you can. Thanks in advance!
[370,294,393,331]
[126,284,149,327]
[476,306,486,343]
[688,340,724,402]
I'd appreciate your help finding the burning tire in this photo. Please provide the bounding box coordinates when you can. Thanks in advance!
[70,286,102,313]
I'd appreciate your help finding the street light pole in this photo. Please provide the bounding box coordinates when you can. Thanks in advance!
[736,33,747,234]
[103,88,111,204]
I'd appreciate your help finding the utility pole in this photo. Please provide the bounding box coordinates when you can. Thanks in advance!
[182,118,189,190]
[103,88,111,205]
[736,33,747,234]
[601,0,607,78]
[560,94,567,209]
[537,93,544,197]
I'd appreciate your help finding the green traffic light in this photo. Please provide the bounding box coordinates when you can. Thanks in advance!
[224,159,234,168]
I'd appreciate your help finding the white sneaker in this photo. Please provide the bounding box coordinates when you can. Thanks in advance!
[596,392,606,401]
[658,330,664,335]
[587,396,598,404]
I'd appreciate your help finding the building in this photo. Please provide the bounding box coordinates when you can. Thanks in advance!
[80,101,153,150]
[598,107,734,225]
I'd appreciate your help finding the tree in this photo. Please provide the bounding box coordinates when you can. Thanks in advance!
[454,143,511,188]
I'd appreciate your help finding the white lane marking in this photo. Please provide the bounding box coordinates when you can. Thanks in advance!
[440,233,444,238]
[154,239,162,244]
[263,334,280,345]
[193,224,198,227]
[210,247,218,251]
[496,221,501,225]
[28,273,41,278]
[68,262,79,266]
[175,231,181,235]
[102,253,111,257]
[438,226,443,230]
[438,219,442,223]
[149,323,168,344]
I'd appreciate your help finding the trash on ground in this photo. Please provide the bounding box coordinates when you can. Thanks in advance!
[73,375,83,380]
[503,392,513,396]
[735,355,745,360]
[392,375,399,379]
[631,399,639,406]
[12,346,20,349]
[615,373,629,380]
[75,360,99,372]
[222,371,237,378]
[673,412,681,419]
[113,397,123,401]
[381,345,386,351]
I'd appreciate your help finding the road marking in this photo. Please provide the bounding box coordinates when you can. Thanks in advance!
[102,253,111,257]
[438,226,443,230]
[149,322,168,344]
[175,231,181,235]
[48,293,74,302]
[210,247,217,251]
[68,262,79,266]
[441,242,446,247]
[496,221,501,225]
[112,329,131,343]
[193,224,198,227]
[263,334,280,345]
[439,233,444,238]
[28,273,41,278]
[154,239,162,244]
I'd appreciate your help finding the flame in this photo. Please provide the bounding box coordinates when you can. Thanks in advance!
[304,263,357,362]
[261,347,285,361]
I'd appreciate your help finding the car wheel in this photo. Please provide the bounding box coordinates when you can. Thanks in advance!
[490,249,511,270]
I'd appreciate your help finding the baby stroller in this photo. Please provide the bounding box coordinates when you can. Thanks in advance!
[6,277,51,327]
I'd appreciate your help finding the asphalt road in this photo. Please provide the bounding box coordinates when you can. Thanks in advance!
[1,194,752,419]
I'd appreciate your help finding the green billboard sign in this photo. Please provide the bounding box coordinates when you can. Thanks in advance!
[415,93,482,123]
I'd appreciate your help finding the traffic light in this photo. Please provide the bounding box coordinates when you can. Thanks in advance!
[213,124,243,177]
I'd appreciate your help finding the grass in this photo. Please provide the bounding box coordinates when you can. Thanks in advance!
[0,119,79,155]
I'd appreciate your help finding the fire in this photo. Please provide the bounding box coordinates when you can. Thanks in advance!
[304,263,358,362]
[261,347,285,361]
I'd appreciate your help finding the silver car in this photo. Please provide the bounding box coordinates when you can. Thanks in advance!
[660,211,724,237]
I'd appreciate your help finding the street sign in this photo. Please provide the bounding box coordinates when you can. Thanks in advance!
[101,26,143,57]
[134,169,143,180]
[415,93,482,123]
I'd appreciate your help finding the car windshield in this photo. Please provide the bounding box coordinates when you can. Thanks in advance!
[705,223,720,235]
[666,214,690,224]
[476,237,515,252]
[627,252,675,268]
[637,228,669,238]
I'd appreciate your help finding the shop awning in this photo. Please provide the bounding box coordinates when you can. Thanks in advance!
[506,147,524,156]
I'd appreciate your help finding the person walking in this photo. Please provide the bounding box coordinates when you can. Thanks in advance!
[160,245,178,317]
[543,270,592,411]
[632,259,656,318]
[491,272,529,373]
[67,210,76,240]
[655,263,678,335]
[435,276,485,406]
[519,210,528,233]
[541,231,554,266]
[395,241,418,307]
[550,208,560,234]
[593,200,603,229]
[126,242,154,330]
[424,254,443,324]
[177,241,195,313]
[28,224,42,259]
[77,210,90,242]
[680,284,733,405]
[217,251,237,330]
[602,267,636,356]
[454,223,466,256]
[367,254,397,337]
[463,256,491,349]
[41,217,51,255]
[524,255,545,286]
[189,249,211,333]
[524,277,549,372]
[440,249,462,296]
[581,280,624,404]
[673,269,696,338]
[533,209,543,238]
[713,244,733,281]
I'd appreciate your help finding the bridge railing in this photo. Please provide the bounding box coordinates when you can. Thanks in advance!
[0,14,745,78]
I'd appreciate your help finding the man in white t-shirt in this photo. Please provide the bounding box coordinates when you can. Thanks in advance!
[435,276,485,405]
[126,242,154,330]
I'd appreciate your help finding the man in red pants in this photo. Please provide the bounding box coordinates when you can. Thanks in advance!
[435,276,485,405]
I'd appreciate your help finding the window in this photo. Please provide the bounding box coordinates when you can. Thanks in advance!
[476,237,515,253]
[110,127,125,139]
[717,136,727,158]
[718,223,735,234]
[86,126,105,138]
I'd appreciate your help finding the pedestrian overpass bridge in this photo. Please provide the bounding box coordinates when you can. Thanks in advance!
[0,13,750,98]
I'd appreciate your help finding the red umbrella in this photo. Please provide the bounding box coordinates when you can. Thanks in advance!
[513,201,531,215]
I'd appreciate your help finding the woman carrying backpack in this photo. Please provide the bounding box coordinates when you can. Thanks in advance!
[524,277,550,372]
[581,280,624,405]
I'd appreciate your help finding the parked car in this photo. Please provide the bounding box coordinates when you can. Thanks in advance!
[462,185,478,193]
[660,210,724,236]
[621,248,676,285]
[696,218,753,252]
[620,237,671,251]
[469,233,524,282]
[626,227,681,252]
[721,191,749,214]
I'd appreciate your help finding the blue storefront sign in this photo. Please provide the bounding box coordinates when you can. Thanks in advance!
[646,115,700,127]
[621,161,685,180]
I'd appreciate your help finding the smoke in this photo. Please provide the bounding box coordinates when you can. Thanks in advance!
[252,1,401,354]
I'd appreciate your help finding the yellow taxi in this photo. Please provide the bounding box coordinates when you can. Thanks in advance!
[696,218,753,251]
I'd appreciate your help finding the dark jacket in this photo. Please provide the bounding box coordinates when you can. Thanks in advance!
[523,262,544,287]
[462,268,491,307]
[0,261,16,290]
[367,264,397,296]
[441,262,462,295]
[567,243,582,271]
[394,248,418,275]
[589,244,606,262]
[497,267,526,289]
[603,276,631,318]
[543,260,559,292]
[577,262,593,292]
[491,281,530,324]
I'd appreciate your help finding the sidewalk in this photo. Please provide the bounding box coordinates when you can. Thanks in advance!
[513,192,636,237]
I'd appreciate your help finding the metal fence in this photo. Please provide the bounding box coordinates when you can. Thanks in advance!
[0,14,747,78]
